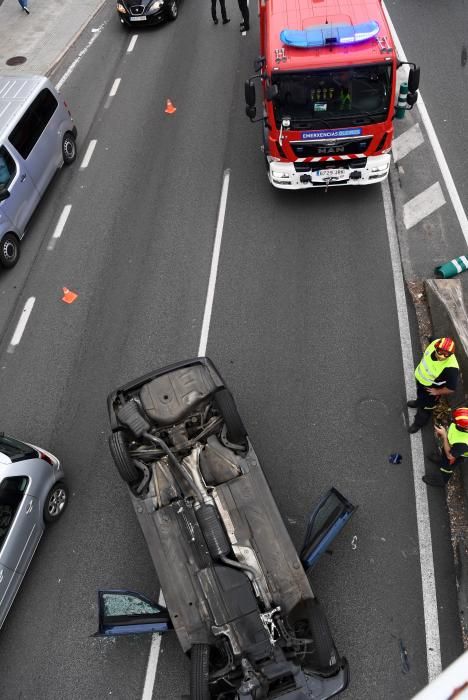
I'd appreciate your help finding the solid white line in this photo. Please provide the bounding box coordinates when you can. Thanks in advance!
[55,23,107,91]
[7,297,36,353]
[198,169,231,356]
[127,35,138,53]
[383,2,468,245]
[382,179,442,682]
[48,204,72,250]
[403,182,446,230]
[80,140,97,169]
[141,591,166,700]
[109,78,121,97]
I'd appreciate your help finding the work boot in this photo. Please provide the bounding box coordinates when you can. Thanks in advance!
[422,474,446,487]
[408,422,420,434]
[407,400,418,408]
[213,16,218,24]
[222,17,230,23]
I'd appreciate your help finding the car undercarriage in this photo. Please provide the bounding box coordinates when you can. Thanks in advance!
[105,358,351,699]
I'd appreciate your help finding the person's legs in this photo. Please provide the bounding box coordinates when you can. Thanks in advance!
[238,0,249,28]
[211,0,218,22]
[408,383,437,431]
[219,0,228,21]
[423,453,456,487]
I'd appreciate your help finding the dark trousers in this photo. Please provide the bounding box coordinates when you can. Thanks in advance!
[211,0,227,21]
[437,454,465,483]
[413,381,438,428]
[238,0,249,26]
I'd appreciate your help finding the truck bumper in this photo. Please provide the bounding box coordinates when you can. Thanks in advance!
[268,154,391,190]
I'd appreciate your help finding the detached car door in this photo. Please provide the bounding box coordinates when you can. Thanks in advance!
[96,590,173,636]
[300,487,356,572]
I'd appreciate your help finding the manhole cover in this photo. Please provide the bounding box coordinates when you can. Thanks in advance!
[356,398,390,427]
[6,56,27,66]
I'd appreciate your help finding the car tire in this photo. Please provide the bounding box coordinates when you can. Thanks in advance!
[308,599,338,671]
[44,481,68,524]
[62,132,77,165]
[214,389,247,446]
[167,0,178,20]
[109,431,139,483]
[0,233,20,269]
[190,644,210,700]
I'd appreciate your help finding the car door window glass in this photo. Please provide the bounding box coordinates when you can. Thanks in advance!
[8,88,58,160]
[0,435,37,462]
[0,146,16,192]
[103,592,163,618]
[0,476,28,549]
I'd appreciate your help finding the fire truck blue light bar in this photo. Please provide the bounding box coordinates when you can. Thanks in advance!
[280,20,380,48]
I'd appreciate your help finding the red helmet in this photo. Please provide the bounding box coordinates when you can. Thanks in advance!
[452,408,468,430]
[434,337,455,356]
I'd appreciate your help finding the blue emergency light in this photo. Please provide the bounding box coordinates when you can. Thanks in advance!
[280,20,380,49]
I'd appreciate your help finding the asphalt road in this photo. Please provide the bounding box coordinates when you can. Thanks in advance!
[0,2,464,699]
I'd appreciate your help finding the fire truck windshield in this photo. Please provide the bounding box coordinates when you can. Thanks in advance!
[271,64,392,126]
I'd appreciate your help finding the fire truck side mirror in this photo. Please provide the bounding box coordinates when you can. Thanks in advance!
[408,66,420,94]
[406,92,418,108]
[246,105,257,120]
[245,81,256,108]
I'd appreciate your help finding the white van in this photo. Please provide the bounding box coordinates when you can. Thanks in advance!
[0,75,77,268]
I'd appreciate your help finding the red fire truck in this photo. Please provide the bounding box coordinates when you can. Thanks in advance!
[245,0,420,189]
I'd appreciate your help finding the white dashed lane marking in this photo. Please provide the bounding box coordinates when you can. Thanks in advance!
[403,182,446,230]
[7,297,35,354]
[127,35,138,52]
[48,204,72,250]
[392,123,425,163]
[80,140,97,169]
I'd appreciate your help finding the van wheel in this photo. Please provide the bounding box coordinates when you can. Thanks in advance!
[214,389,248,447]
[62,132,76,165]
[190,644,210,700]
[0,233,20,269]
[167,0,178,20]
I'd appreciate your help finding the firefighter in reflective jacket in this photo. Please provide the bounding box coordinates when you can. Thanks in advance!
[407,337,459,434]
[423,408,468,487]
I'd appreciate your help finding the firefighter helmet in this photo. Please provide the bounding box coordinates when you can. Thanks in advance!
[452,408,468,431]
[434,337,455,356]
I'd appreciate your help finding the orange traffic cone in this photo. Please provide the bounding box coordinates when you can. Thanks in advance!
[165,98,176,114]
[62,287,78,304]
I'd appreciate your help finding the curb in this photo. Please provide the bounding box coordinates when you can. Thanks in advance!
[389,151,468,650]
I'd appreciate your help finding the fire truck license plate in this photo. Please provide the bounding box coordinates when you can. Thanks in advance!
[317,168,347,180]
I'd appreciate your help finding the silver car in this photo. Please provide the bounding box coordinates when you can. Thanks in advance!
[0,433,67,628]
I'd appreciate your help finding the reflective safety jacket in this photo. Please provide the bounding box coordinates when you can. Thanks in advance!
[447,423,468,458]
[414,340,459,387]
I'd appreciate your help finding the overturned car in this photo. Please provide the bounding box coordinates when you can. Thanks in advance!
[100,358,355,699]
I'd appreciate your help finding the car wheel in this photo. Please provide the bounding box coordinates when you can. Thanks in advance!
[62,132,77,165]
[109,431,139,483]
[167,0,178,20]
[214,389,247,446]
[190,644,210,700]
[44,481,68,524]
[308,599,338,671]
[0,233,20,269]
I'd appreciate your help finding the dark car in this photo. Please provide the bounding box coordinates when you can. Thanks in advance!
[100,358,355,699]
[117,0,178,27]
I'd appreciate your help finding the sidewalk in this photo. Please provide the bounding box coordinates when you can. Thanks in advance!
[0,0,105,77]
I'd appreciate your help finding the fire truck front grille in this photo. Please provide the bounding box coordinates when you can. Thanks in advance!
[294,158,367,173]
[291,138,372,158]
